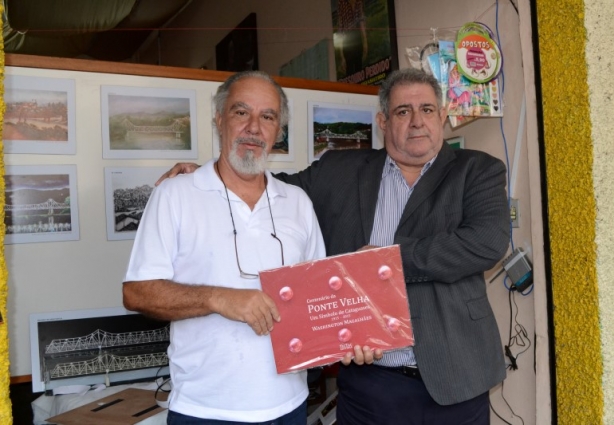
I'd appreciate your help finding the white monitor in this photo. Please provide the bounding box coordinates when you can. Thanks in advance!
[30,307,170,393]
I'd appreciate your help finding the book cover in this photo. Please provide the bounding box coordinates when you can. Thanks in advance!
[259,245,414,374]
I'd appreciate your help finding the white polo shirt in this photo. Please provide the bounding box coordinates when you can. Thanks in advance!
[124,160,326,421]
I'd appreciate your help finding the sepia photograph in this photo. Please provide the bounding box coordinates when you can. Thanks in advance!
[104,166,169,241]
[101,85,198,159]
[4,165,80,244]
[4,75,76,155]
[308,102,377,163]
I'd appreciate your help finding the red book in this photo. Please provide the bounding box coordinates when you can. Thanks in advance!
[259,245,414,374]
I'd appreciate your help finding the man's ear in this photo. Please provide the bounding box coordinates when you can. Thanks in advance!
[214,112,222,137]
[438,107,447,124]
[376,111,387,132]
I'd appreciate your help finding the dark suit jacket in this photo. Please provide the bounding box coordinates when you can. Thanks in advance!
[277,142,509,405]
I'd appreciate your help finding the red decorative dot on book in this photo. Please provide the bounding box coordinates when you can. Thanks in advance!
[289,338,303,353]
[328,276,343,291]
[338,328,352,342]
[279,286,293,301]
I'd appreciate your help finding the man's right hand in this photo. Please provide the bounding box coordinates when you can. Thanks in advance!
[155,162,200,186]
[212,287,281,336]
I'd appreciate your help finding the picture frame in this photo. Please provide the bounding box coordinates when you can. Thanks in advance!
[104,166,169,241]
[445,136,465,149]
[331,0,399,85]
[4,75,76,155]
[29,306,170,393]
[4,165,80,244]
[212,99,294,162]
[101,85,198,159]
[308,101,377,163]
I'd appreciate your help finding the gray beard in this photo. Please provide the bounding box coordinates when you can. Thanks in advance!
[228,137,268,175]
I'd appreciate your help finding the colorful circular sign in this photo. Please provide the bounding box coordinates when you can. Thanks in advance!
[455,31,501,83]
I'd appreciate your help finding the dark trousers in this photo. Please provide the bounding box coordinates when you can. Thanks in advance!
[167,400,306,425]
[336,364,489,425]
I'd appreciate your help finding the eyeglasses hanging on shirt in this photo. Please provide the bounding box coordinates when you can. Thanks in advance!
[215,162,285,279]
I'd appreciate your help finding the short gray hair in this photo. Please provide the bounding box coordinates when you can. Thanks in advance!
[213,70,289,132]
[378,68,443,118]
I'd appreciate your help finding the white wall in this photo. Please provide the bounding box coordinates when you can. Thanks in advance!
[4,65,379,378]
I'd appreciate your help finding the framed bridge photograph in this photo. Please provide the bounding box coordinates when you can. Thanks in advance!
[3,164,80,244]
[101,85,198,159]
[307,101,377,163]
[4,74,76,155]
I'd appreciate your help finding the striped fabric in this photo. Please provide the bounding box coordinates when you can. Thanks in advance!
[371,155,435,367]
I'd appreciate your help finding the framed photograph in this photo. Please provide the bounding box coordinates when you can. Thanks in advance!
[212,99,294,162]
[101,85,198,159]
[3,75,76,155]
[445,136,465,149]
[4,165,80,244]
[104,167,169,241]
[30,307,170,393]
[308,101,377,163]
[331,0,398,85]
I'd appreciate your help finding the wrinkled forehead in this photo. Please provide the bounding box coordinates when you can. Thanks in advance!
[388,82,443,112]
[226,77,281,107]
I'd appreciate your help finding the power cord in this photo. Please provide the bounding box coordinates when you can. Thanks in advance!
[490,381,525,424]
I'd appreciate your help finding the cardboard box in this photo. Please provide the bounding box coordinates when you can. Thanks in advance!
[46,388,167,425]
[260,245,414,373]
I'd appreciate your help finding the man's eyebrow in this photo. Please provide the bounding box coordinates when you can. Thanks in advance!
[228,101,251,111]
[228,102,279,118]
[262,108,279,118]
[393,102,437,111]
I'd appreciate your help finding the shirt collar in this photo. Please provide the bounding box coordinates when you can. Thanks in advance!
[194,159,287,199]
[382,154,438,179]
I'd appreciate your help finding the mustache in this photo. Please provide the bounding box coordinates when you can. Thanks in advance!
[234,137,266,148]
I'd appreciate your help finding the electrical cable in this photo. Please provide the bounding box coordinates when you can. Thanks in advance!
[487,2,527,424]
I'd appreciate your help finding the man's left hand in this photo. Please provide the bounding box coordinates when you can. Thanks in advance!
[341,345,384,366]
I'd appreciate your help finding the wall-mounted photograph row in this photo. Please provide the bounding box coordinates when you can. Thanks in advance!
[5,75,379,163]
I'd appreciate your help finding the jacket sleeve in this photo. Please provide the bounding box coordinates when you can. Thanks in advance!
[394,154,510,284]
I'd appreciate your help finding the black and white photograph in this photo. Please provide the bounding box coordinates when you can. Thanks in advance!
[104,167,168,241]
[4,165,80,244]
[101,85,198,159]
[308,101,377,163]
[29,307,170,393]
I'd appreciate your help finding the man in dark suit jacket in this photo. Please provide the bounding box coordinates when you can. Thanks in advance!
[158,68,509,424]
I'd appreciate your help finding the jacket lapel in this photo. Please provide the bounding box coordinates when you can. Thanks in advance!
[397,142,456,228]
[358,149,387,243]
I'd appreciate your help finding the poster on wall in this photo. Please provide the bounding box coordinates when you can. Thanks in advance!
[212,99,295,162]
[216,13,259,72]
[4,165,80,244]
[331,0,398,85]
[101,85,198,159]
[104,167,169,241]
[308,102,377,163]
[3,75,76,155]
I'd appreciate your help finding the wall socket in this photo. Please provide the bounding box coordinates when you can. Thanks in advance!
[510,198,519,228]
